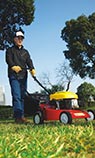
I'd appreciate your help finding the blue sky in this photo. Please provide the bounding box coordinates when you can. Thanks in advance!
[0,0,95,105]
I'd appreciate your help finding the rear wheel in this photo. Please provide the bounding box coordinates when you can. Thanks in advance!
[86,110,95,121]
[59,112,72,124]
[33,111,44,124]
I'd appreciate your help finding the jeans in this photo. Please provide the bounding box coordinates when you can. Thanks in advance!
[9,75,27,119]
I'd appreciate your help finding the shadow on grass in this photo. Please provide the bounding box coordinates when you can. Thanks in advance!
[0,117,95,128]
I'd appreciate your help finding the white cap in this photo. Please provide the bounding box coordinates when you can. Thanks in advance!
[15,31,24,38]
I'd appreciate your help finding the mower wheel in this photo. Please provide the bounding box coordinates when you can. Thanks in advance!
[59,112,72,124]
[86,110,95,121]
[33,111,44,124]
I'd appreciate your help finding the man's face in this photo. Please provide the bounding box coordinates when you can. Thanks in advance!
[14,36,24,47]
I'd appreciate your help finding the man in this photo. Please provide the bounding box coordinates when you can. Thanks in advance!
[6,30,35,123]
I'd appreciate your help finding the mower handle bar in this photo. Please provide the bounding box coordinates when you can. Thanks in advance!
[16,67,51,95]
[32,76,50,95]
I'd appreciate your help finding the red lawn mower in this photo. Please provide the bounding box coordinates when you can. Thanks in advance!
[32,76,95,125]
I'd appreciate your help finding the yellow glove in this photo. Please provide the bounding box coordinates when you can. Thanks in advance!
[30,69,36,76]
[11,66,22,73]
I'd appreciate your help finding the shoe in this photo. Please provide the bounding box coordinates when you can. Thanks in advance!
[15,117,30,124]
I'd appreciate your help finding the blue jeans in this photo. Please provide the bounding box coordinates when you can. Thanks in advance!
[9,75,27,119]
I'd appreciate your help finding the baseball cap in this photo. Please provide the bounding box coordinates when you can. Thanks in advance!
[15,31,24,38]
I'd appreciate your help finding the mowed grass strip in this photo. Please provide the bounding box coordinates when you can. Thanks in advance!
[0,119,95,158]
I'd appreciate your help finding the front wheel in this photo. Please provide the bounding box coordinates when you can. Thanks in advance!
[33,111,44,124]
[59,112,72,124]
[86,110,95,121]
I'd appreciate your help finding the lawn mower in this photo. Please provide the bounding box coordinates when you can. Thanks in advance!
[31,76,95,125]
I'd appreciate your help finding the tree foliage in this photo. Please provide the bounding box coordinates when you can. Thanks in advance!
[77,82,95,104]
[0,0,35,50]
[40,84,64,95]
[61,13,95,79]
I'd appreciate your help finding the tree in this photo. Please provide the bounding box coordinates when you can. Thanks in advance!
[0,0,35,50]
[56,60,74,91]
[40,84,64,95]
[40,72,64,94]
[77,82,95,106]
[61,13,95,79]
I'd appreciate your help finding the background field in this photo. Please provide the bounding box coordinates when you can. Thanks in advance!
[0,118,95,158]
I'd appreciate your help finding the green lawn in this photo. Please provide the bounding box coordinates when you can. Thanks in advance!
[0,119,95,158]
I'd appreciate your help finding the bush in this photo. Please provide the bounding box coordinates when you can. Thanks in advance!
[0,106,13,119]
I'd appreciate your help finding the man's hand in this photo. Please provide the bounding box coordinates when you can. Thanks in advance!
[30,69,36,76]
[11,66,22,73]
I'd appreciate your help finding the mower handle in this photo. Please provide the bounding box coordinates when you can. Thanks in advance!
[17,68,50,95]
[32,76,50,95]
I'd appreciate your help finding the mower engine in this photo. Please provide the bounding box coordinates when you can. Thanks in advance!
[71,99,79,109]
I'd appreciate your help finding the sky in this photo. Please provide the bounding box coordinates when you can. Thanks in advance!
[0,0,95,105]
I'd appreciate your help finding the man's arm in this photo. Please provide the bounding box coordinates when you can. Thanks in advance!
[6,48,15,67]
[6,48,22,73]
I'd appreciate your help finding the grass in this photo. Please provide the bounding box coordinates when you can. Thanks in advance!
[0,119,95,158]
